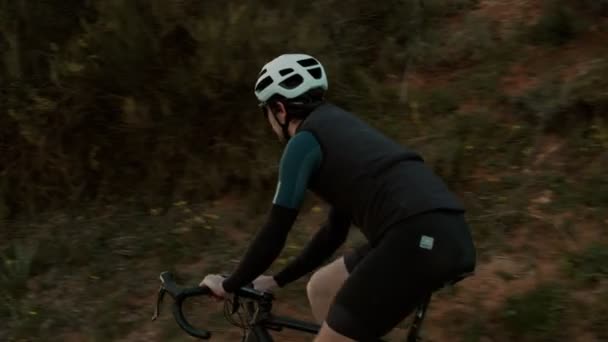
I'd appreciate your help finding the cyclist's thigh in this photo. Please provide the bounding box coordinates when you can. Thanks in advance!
[309,243,370,293]
[309,255,349,290]
[325,228,437,340]
[343,242,372,274]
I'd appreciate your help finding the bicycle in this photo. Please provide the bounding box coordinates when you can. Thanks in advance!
[152,271,471,341]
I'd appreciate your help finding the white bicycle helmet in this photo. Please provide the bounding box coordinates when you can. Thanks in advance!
[254,54,328,105]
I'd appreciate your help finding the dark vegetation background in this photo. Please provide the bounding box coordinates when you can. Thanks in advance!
[1,1,607,341]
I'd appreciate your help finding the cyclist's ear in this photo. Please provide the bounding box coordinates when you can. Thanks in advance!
[271,101,288,124]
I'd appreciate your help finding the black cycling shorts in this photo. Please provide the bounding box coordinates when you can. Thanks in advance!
[326,209,476,341]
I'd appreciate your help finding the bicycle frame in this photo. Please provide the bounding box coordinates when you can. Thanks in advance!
[234,289,320,341]
[152,271,467,341]
[245,301,319,333]
[239,291,426,342]
[244,303,320,341]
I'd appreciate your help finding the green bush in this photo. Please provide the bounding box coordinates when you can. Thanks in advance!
[591,289,608,340]
[509,59,608,133]
[1,0,605,220]
[566,243,608,285]
[427,88,460,115]
[1,0,485,216]
[576,0,608,17]
[0,240,37,302]
[501,283,566,340]
[528,0,588,46]
[0,240,37,336]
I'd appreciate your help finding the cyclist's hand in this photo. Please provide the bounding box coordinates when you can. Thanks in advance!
[200,274,226,299]
[252,275,278,292]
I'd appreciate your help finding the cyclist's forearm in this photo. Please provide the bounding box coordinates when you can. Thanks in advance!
[222,205,297,293]
[273,209,350,287]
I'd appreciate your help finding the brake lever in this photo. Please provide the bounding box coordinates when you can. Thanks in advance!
[152,286,166,321]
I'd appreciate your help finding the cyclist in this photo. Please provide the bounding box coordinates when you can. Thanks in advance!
[201,54,477,341]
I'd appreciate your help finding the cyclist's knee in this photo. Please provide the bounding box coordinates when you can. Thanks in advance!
[306,270,329,305]
[306,257,348,302]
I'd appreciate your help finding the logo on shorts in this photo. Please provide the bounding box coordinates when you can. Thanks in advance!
[419,235,434,250]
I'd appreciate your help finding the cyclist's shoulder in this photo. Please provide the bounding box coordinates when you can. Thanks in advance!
[284,131,321,154]
[308,101,348,116]
[306,102,370,128]
[279,131,323,170]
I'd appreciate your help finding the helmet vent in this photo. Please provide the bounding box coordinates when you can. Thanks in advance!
[297,58,318,67]
[255,76,273,92]
[279,68,294,76]
[279,74,304,89]
[307,67,323,80]
[259,68,267,76]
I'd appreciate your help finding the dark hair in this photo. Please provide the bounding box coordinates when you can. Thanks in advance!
[268,87,325,119]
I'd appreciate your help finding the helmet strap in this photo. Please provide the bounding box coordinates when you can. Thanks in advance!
[273,111,292,142]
